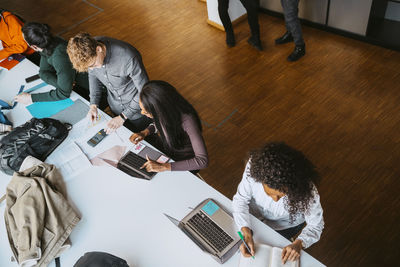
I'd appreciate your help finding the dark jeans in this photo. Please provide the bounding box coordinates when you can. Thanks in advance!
[125,115,152,133]
[281,0,304,46]
[276,222,306,240]
[218,0,260,39]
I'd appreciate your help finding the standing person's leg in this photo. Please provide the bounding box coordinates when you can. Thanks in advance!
[280,0,305,61]
[241,0,262,51]
[218,0,236,47]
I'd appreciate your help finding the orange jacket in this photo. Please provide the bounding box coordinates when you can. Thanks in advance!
[0,11,34,60]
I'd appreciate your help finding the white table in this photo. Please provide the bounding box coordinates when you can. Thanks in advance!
[0,60,325,267]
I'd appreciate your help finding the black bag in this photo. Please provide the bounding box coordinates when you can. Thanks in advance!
[0,118,70,175]
[74,252,129,267]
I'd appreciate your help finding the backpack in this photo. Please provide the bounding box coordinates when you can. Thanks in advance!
[74,252,129,267]
[0,118,70,175]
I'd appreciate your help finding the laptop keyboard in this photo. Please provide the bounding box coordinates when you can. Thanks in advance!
[117,151,155,179]
[187,212,233,253]
[123,151,147,168]
[117,162,146,179]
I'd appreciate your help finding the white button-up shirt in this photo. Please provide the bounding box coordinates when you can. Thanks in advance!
[232,162,324,248]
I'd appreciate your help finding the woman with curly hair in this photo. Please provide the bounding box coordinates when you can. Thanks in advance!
[232,142,324,264]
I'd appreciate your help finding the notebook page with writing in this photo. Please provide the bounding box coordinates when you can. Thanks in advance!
[238,243,273,267]
[271,247,299,267]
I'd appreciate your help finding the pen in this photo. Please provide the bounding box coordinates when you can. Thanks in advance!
[237,231,255,259]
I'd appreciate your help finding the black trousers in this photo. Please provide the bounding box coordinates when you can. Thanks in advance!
[276,222,306,240]
[217,0,260,38]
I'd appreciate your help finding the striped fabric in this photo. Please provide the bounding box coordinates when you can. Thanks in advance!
[0,123,12,133]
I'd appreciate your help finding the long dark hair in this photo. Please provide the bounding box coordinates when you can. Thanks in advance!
[140,80,202,150]
[22,22,56,56]
[249,142,320,222]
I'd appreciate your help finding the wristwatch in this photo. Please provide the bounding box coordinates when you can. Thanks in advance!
[119,113,127,122]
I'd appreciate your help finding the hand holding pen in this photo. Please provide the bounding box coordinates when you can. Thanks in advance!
[238,227,255,258]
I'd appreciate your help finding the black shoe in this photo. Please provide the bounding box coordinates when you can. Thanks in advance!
[247,36,263,51]
[275,32,293,45]
[226,33,236,47]
[287,45,305,62]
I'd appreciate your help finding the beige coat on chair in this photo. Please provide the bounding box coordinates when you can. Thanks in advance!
[4,162,81,267]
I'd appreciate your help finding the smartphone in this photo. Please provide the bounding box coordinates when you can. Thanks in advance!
[87,129,108,147]
[25,74,40,83]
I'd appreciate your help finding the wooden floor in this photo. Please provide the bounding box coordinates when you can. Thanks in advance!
[3,0,400,266]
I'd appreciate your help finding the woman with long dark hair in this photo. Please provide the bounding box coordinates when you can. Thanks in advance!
[232,142,324,263]
[129,80,208,172]
[14,22,89,104]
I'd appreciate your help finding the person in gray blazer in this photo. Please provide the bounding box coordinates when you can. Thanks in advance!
[67,32,151,133]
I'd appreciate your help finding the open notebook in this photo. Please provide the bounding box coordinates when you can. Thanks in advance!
[239,243,299,267]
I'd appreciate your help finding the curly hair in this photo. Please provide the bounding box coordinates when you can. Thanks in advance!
[249,142,320,222]
[67,32,98,72]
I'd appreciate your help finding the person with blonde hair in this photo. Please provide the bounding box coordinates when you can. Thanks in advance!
[67,32,150,133]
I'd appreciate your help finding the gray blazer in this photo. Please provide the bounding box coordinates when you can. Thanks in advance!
[89,36,149,120]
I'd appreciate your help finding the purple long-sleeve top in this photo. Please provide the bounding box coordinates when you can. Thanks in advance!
[147,114,209,171]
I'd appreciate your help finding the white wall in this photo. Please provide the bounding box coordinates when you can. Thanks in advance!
[328,0,373,35]
[260,0,328,24]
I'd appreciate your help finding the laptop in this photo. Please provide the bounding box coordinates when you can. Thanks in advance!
[117,145,170,180]
[165,198,241,264]
[117,151,156,180]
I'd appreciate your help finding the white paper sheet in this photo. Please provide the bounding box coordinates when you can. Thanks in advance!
[271,247,298,267]
[45,142,91,181]
[238,243,298,267]
[73,120,130,160]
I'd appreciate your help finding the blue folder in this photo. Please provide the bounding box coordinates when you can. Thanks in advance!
[26,98,74,119]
